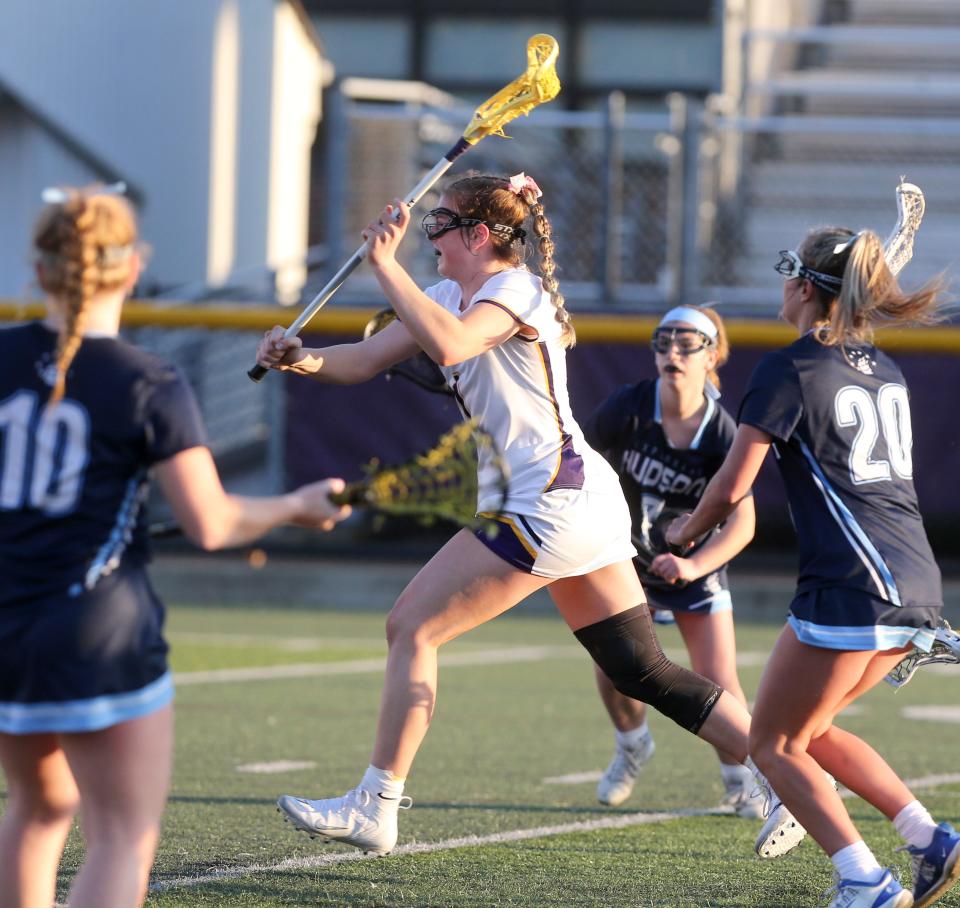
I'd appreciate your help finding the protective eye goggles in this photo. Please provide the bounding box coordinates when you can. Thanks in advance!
[421,208,526,244]
[774,250,843,294]
[651,327,715,356]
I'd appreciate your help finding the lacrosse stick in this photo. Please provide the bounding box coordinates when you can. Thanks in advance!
[149,420,507,536]
[883,179,924,276]
[363,308,453,396]
[329,419,508,532]
[885,619,960,689]
[248,33,561,382]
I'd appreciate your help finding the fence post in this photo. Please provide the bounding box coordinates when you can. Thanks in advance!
[601,90,625,305]
[265,366,287,494]
[681,96,704,304]
[324,81,349,274]
[665,93,704,306]
[664,93,686,306]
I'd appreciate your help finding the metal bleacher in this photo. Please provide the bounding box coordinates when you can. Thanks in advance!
[726,0,960,300]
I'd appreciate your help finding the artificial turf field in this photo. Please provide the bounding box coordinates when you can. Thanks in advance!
[9,602,960,907]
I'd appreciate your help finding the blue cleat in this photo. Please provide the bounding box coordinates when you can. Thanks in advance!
[902,822,960,908]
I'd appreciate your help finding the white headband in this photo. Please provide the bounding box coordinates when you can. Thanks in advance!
[658,306,718,339]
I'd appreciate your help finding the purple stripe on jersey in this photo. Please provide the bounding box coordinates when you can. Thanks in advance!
[473,521,536,573]
[537,344,586,493]
[474,300,539,342]
[546,434,586,492]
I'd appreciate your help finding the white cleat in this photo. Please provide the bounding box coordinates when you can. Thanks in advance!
[754,772,833,859]
[276,787,411,856]
[596,734,656,807]
[755,794,807,859]
[721,773,767,820]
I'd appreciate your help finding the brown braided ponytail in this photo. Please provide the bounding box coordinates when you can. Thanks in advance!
[33,188,138,405]
[521,186,575,348]
[446,173,576,348]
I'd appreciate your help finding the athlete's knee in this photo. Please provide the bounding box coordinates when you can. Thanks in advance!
[748,728,798,770]
[4,771,79,825]
[385,593,440,651]
[80,800,162,854]
[575,605,722,733]
[7,789,78,827]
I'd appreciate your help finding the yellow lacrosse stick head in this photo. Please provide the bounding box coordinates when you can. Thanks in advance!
[463,34,561,144]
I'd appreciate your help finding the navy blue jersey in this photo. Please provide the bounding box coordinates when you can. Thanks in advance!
[0,322,207,607]
[585,378,738,594]
[738,332,941,609]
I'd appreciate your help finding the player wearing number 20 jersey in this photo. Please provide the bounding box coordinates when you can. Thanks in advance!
[739,331,941,649]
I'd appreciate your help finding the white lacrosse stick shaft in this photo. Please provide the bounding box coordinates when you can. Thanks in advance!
[246,151,464,382]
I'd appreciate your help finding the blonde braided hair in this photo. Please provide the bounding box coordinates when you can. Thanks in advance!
[33,188,138,404]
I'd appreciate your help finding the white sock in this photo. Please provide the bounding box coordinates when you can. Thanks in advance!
[743,757,767,787]
[831,841,883,883]
[360,764,405,802]
[615,721,651,750]
[720,762,753,788]
[894,800,937,849]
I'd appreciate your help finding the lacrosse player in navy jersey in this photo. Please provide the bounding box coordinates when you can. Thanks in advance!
[255,173,799,858]
[667,227,958,908]
[584,304,763,817]
[0,187,349,908]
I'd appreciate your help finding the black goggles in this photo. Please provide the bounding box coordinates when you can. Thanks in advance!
[774,250,843,294]
[651,327,715,356]
[420,208,526,244]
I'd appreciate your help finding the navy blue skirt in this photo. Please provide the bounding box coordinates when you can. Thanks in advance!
[788,586,940,652]
[0,565,172,734]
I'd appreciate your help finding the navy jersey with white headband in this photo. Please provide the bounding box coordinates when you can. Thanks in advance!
[586,306,740,602]
[738,332,942,619]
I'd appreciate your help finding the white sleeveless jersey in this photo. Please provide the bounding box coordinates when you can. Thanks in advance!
[425,267,621,513]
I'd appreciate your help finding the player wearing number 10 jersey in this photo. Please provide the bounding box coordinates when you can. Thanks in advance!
[0,187,348,908]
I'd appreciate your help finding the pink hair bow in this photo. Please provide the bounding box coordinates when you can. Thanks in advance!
[507,172,543,199]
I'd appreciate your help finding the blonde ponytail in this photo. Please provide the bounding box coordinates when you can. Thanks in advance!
[799,227,944,346]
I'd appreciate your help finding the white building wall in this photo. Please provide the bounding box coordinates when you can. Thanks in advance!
[0,0,329,300]
[0,105,104,299]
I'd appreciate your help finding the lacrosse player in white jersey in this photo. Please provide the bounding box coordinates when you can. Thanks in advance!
[256,172,799,858]
[668,225,958,908]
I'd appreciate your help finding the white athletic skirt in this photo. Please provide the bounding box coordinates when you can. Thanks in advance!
[475,487,637,580]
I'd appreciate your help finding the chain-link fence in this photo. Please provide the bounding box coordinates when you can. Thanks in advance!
[314,82,960,315]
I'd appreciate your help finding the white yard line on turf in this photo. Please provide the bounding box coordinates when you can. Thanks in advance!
[901,705,960,722]
[148,806,719,892]
[167,632,388,650]
[174,645,581,684]
[148,772,960,893]
[174,647,772,685]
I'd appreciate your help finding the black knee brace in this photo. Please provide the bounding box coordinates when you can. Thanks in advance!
[574,604,722,733]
